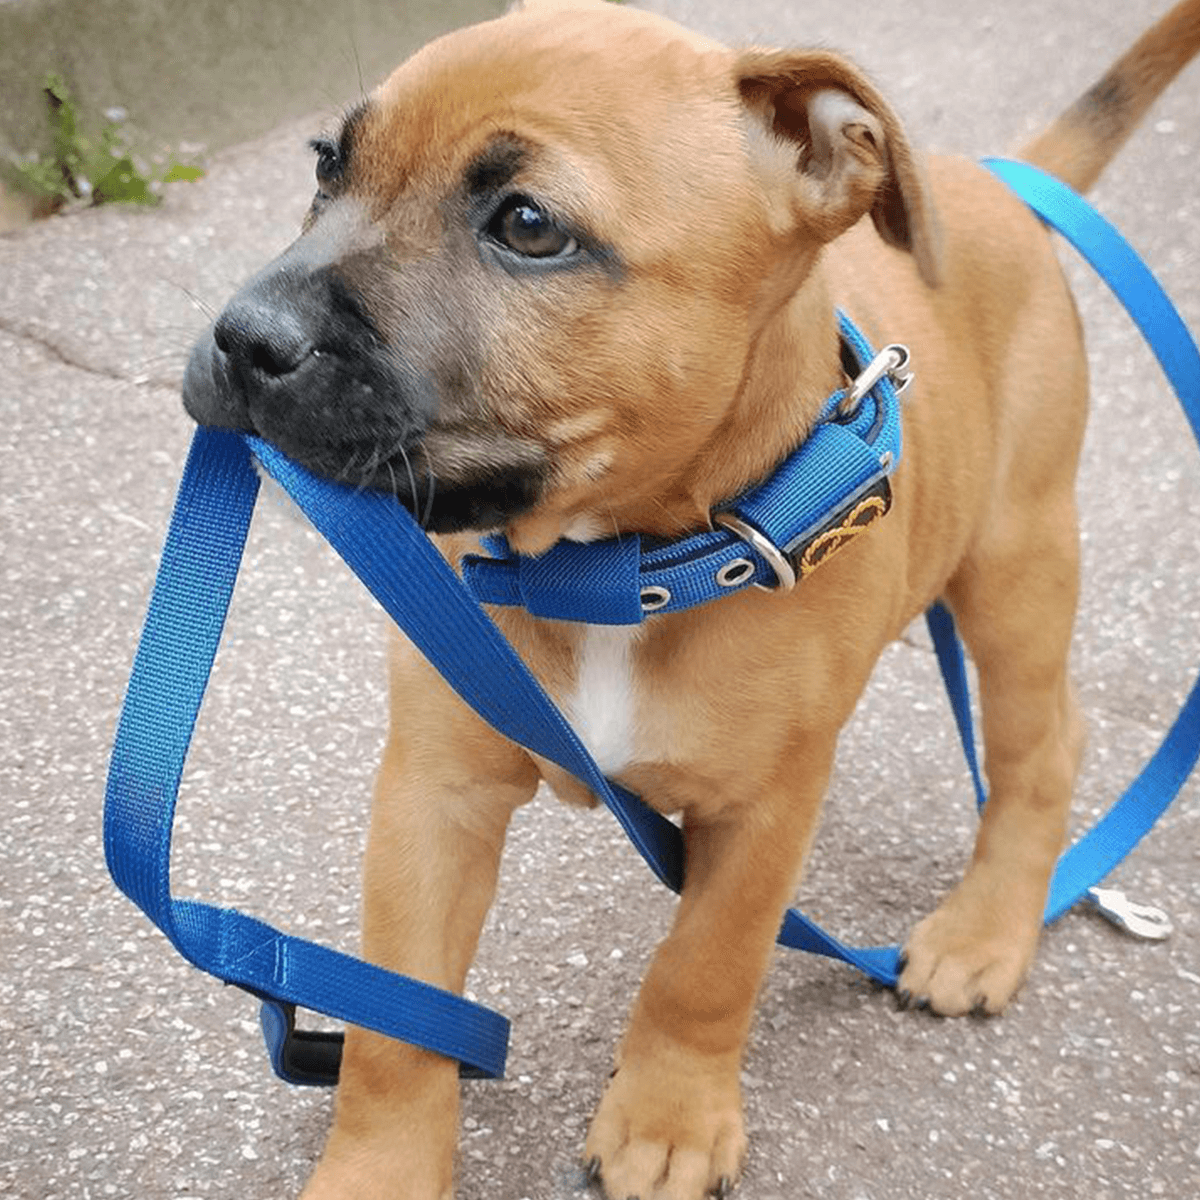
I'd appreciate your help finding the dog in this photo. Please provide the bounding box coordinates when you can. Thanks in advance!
[181,1,1200,1196]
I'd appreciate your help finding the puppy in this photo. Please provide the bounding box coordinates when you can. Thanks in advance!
[182,1,1200,1197]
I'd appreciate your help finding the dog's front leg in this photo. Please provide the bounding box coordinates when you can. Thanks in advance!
[302,640,540,1200]
[584,742,836,1200]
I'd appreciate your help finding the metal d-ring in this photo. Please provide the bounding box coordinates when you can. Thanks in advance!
[838,343,913,418]
[713,512,797,591]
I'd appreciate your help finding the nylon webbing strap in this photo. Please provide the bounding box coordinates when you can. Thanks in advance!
[245,432,903,977]
[102,419,901,1090]
[104,429,511,1081]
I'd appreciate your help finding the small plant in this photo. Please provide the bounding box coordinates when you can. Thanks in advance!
[4,73,204,216]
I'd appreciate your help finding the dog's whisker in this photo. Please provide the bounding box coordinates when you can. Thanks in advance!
[133,349,189,372]
[177,286,219,322]
[362,442,385,484]
[383,458,399,503]
[603,505,622,543]
[368,431,424,516]
[336,448,364,487]
[397,443,421,518]
[648,495,696,538]
[352,45,367,105]
[420,459,437,530]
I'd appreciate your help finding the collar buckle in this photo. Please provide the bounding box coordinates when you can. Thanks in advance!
[714,476,894,594]
[712,510,798,591]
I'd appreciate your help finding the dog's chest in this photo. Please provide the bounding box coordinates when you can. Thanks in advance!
[562,624,642,776]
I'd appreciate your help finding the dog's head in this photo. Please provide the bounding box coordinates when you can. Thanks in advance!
[183,0,937,552]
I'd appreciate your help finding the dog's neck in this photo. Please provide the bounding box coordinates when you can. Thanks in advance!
[683,276,846,518]
[505,273,845,553]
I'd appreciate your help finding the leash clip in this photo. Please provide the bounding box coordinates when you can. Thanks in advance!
[1085,886,1173,941]
[839,343,913,418]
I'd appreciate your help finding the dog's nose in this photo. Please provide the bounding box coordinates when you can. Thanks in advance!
[213,296,315,379]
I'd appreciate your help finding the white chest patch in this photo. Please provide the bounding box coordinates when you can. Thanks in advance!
[563,624,641,776]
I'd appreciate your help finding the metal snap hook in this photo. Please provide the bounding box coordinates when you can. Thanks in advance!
[1086,887,1173,941]
[839,343,913,418]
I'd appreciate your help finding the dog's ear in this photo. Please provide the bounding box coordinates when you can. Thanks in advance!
[736,49,940,287]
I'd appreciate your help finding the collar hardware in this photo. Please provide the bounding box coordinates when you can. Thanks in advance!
[712,510,798,591]
[714,474,894,595]
[838,342,913,418]
[715,556,757,588]
[461,312,906,624]
[639,584,671,612]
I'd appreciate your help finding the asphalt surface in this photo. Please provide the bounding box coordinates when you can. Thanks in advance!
[2,2,1198,1198]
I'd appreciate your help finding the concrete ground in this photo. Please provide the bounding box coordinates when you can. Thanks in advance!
[2,1,1198,1198]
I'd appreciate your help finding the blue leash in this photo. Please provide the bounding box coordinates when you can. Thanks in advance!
[104,160,1199,1086]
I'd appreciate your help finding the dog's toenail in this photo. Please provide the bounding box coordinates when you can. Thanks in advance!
[715,1176,733,1199]
[585,1157,602,1185]
[970,997,990,1018]
[896,988,912,1010]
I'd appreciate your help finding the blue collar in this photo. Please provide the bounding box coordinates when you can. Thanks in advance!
[461,312,909,624]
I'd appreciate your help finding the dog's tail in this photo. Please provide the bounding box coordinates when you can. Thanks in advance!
[1019,0,1200,193]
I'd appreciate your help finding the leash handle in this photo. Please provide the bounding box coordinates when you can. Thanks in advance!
[103,429,510,1083]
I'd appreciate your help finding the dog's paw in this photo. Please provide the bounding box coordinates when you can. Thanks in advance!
[582,1056,746,1200]
[898,874,1043,1016]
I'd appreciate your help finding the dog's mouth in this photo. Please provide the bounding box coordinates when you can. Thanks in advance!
[182,261,549,535]
[295,425,549,535]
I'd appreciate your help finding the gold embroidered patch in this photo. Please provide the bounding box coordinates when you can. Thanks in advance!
[798,490,890,578]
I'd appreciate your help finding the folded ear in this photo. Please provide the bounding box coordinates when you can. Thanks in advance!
[736,49,940,287]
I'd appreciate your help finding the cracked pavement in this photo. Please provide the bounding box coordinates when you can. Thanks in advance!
[2,2,1198,1198]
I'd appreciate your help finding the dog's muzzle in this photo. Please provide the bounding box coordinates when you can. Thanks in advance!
[183,243,435,471]
[182,236,548,534]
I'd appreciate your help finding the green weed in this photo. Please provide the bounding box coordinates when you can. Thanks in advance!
[4,74,204,215]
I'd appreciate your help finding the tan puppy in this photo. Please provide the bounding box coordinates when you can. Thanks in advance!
[181,1,1200,1197]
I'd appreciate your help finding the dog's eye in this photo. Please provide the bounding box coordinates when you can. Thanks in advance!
[309,137,343,190]
[488,197,578,259]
